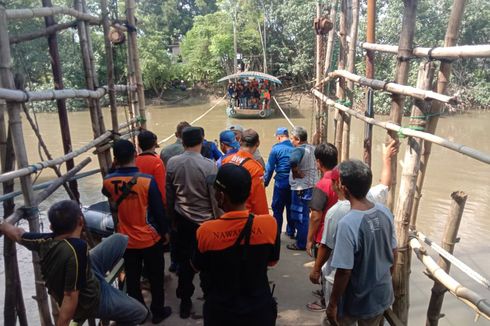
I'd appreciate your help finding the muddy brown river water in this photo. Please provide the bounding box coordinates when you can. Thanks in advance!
[1,96,489,325]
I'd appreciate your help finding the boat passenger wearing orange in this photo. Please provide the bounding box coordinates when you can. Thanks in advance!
[102,140,171,323]
[222,129,269,215]
[192,164,279,326]
[136,130,166,206]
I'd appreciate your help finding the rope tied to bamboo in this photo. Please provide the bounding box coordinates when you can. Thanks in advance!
[397,125,426,139]
[427,46,455,64]
[336,98,352,107]
[19,206,40,221]
[136,115,146,124]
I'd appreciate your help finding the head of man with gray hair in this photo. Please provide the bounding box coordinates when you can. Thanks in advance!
[337,159,373,200]
[290,126,308,147]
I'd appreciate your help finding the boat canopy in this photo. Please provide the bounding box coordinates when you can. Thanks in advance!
[218,71,282,85]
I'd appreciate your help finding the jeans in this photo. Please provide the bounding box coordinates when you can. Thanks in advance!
[175,215,200,301]
[91,234,149,325]
[271,185,293,236]
[290,188,313,249]
[124,241,166,316]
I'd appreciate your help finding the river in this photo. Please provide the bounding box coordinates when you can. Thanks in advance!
[1,96,489,325]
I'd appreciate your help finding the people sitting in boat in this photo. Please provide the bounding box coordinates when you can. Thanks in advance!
[241,82,251,108]
[235,82,244,107]
[0,200,153,325]
[251,86,261,109]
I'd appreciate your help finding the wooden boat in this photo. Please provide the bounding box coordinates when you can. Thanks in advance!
[218,71,282,119]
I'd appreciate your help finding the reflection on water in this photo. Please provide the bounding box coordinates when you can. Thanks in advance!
[1,97,489,324]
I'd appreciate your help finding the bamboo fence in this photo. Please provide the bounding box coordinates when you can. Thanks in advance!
[360,42,490,59]
[6,6,100,24]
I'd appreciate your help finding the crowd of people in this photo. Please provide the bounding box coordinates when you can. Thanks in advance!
[227,79,272,110]
[0,121,400,326]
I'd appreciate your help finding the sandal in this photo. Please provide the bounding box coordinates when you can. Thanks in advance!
[287,243,305,251]
[306,300,326,312]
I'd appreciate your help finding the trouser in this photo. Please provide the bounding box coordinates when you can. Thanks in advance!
[91,234,149,325]
[271,184,293,235]
[339,313,384,326]
[203,299,277,326]
[124,241,165,316]
[170,227,178,264]
[175,215,200,301]
[290,188,313,249]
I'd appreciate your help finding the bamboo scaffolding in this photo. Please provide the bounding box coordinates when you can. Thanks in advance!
[360,43,490,59]
[313,2,325,145]
[0,84,135,102]
[426,191,467,325]
[311,89,490,165]
[0,130,112,184]
[9,21,77,44]
[6,6,100,24]
[393,62,434,325]
[0,6,53,325]
[410,237,490,320]
[410,0,467,233]
[126,0,146,129]
[363,0,376,166]
[320,70,457,104]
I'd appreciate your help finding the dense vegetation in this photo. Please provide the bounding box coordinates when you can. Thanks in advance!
[5,0,489,112]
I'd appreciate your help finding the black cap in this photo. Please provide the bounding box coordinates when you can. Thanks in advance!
[113,139,135,164]
[138,130,159,151]
[211,164,251,204]
[182,126,203,147]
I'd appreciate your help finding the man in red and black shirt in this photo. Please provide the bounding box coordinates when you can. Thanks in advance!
[192,164,280,326]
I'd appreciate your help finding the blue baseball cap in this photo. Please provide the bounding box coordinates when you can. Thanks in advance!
[219,130,240,149]
[275,127,289,136]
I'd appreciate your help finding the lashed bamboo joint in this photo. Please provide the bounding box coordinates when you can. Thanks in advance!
[360,42,490,59]
[5,6,100,24]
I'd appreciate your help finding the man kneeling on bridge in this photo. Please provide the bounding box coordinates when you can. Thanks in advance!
[0,200,149,325]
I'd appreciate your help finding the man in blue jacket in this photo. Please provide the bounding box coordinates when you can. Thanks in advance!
[264,127,294,237]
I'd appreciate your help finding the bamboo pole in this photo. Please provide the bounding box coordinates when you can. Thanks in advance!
[320,70,457,104]
[125,0,146,129]
[0,84,135,102]
[410,238,490,320]
[2,128,28,326]
[9,21,77,44]
[125,27,139,123]
[360,43,490,59]
[0,130,112,184]
[100,0,118,133]
[334,0,348,161]
[6,6,100,23]
[313,1,325,145]
[0,6,53,325]
[311,90,490,165]
[392,62,434,325]
[410,0,467,230]
[75,0,110,175]
[41,0,79,201]
[386,0,418,215]
[426,191,467,325]
[363,0,376,167]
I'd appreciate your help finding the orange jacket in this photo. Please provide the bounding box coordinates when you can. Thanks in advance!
[136,152,166,207]
[222,150,269,215]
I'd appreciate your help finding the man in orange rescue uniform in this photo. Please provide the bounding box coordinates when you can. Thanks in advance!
[192,164,280,325]
[222,128,269,215]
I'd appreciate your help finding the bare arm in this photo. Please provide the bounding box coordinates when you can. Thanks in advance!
[56,290,79,326]
[306,209,323,257]
[309,244,332,284]
[0,221,25,242]
[380,140,399,188]
[327,268,352,326]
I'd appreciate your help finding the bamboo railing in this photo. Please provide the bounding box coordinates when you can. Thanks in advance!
[5,6,100,23]
[311,89,490,165]
[360,42,490,59]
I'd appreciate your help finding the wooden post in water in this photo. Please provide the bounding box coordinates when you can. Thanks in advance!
[342,0,360,160]
[75,0,110,175]
[363,0,376,166]
[426,191,467,326]
[125,0,146,129]
[313,1,325,145]
[0,6,53,325]
[410,0,467,227]
[322,0,337,144]
[41,0,80,201]
[386,0,418,212]
[393,62,434,324]
[334,0,348,161]
[100,0,118,132]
